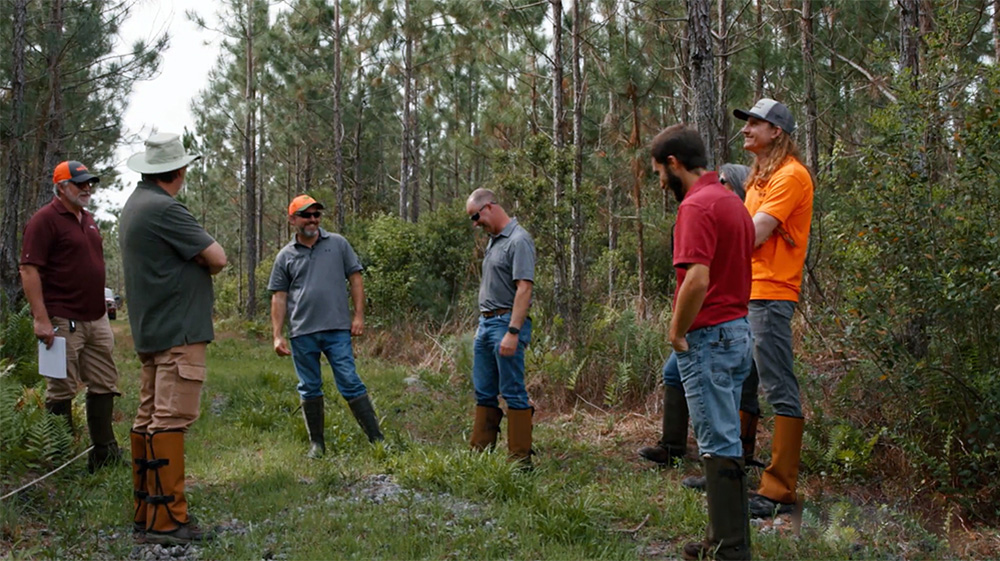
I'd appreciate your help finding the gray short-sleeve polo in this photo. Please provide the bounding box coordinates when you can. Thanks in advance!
[478,218,535,312]
[268,229,363,338]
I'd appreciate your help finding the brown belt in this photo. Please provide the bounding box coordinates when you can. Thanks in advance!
[481,308,511,318]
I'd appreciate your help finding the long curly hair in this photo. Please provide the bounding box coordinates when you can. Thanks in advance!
[746,130,805,191]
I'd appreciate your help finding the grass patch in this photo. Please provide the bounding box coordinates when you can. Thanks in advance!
[0,321,993,559]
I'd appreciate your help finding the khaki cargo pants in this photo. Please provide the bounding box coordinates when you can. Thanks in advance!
[132,343,207,432]
[46,314,120,402]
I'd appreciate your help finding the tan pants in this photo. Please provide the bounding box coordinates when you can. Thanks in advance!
[133,343,207,432]
[45,314,120,402]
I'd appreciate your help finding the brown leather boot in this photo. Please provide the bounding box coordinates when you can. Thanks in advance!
[507,407,533,467]
[638,385,688,465]
[131,430,148,534]
[145,430,215,545]
[753,415,804,515]
[470,405,504,451]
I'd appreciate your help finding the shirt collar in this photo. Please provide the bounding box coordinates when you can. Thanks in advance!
[687,171,721,196]
[493,217,519,239]
[51,196,89,219]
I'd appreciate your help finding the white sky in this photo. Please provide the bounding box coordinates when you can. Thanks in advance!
[91,0,223,219]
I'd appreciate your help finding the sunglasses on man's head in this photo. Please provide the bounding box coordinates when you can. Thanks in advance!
[470,202,491,222]
[296,211,322,219]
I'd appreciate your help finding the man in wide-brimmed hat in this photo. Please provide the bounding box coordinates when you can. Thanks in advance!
[119,133,227,545]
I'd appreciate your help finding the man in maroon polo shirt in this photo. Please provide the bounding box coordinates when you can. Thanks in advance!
[20,160,123,473]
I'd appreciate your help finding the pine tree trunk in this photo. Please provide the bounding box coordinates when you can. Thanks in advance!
[333,0,345,231]
[39,0,65,212]
[1,0,28,304]
[628,83,646,319]
[569,0,584,323]
[801,0,819,174]
[715,0,730,164]
[994,0,999,63]
[551,0,568,319]
[400,0,413,221]
[353,67,364,215]
[686,0,718,169]
[243,0,258,319]
[754,0,764,101]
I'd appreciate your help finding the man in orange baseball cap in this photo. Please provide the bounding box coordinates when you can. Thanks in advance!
[20,160,124,473]
[269,194,383,458]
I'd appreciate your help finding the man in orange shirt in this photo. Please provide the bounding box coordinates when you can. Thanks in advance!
[733,99,814,518]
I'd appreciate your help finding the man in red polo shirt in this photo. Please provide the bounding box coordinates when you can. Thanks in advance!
[651,125,754,560]
[20,160,123,473]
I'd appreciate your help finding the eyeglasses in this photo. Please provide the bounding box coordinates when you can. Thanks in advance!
[296,211,322,219]
[469,203,491,222]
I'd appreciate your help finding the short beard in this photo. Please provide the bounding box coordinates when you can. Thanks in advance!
[667,172,685,203]
[297,226,319,238]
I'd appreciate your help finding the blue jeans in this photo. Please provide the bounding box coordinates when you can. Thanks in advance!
[290,330,367,401]
[676,317,753,457]
[662,352,681,390]
[472,314,532,410]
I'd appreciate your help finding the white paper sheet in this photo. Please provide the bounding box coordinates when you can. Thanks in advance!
[38,336,67,379]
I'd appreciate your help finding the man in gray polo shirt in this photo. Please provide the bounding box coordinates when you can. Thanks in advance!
[269,195,383,458]
[466,188,536,466]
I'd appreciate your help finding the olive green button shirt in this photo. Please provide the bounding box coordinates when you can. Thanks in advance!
[119,181,217,354]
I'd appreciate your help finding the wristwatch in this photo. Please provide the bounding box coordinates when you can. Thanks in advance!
[507,326,520,335]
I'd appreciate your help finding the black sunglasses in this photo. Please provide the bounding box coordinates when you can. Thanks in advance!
[470,202,491,222]
[296,211,322,219]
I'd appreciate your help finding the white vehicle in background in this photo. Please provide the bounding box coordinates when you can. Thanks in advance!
[104,287,118,320]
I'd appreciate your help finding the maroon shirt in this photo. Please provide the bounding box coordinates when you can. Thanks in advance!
[673,172,754,332]
[20,197,107,321]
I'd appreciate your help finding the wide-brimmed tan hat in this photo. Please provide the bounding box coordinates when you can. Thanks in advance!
[127,133,201,174]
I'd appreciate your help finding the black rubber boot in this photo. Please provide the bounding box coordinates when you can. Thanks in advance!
[86,393,124,473]
[638,385,688,465]
[46,398,75,434]
[682,456,752,560]
[301,397,326,458]
[348,393,384,443]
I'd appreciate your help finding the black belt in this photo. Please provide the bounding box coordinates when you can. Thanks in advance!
[481,308,511,318]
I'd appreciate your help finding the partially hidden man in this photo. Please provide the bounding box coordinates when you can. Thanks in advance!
[465,188,536,467]
[120,133,227,544]
[20,160,124,473]
[269,195,383,459]
[651,125,755,560]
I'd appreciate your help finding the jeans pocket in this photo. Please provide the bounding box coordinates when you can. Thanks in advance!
[708,335,750,387]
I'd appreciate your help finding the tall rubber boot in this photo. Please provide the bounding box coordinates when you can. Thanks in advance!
[145,430,213,545]
[470,405,504,451]
[682,456,752,560]
[507,407,534,468]
[638,385,688,465]
[46,399,74,434]
[348,393,384,443]
[301,397,326,458]
[683,411,760,491]
[131,430,148,533]
[86,393,124,472]
[756,415,804,505]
